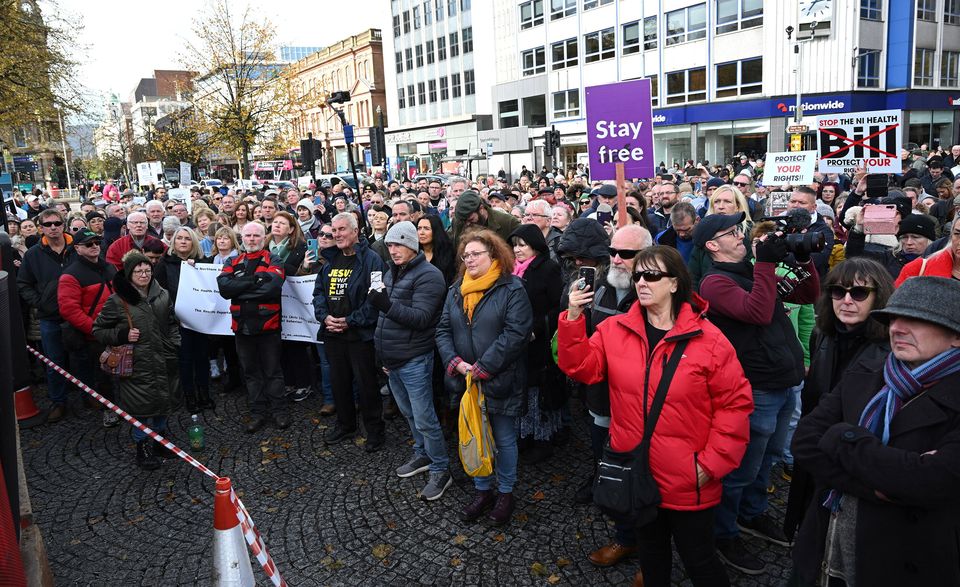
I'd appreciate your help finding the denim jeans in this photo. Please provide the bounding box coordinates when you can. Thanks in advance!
[388,352,448,473]
[715,385,798,539]
[39,319,68,404]
[315,342,333,404]
[131,416,168,442]
[781,383,804,466]
[474,412,519,494]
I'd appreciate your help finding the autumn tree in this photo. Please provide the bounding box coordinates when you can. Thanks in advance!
[181,0,298,178]
[150,109,211,169]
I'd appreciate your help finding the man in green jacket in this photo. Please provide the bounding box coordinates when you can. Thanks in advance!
[448,190,520,245]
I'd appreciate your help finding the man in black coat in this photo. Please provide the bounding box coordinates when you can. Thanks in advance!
[792,277,960,587]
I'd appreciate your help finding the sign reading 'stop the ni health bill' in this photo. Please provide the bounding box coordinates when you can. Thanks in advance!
[585,79,655,181]
[817,109,902,174]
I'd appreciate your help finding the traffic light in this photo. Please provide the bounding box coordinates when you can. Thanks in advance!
[368,126,386,166]
[551,129,561,152]
[328,91,351,104]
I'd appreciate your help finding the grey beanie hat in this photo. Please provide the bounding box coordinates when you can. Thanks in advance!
[384,221,419,252]
[871,276,960,334]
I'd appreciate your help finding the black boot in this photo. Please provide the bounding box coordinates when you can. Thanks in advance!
[136,440,162,470]
[197,387,216,411]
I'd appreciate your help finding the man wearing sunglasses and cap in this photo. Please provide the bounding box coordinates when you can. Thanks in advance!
[694,212,820,574]
[17,209,77,422]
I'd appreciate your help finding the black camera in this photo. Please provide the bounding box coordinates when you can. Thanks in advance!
[759,208,825,258]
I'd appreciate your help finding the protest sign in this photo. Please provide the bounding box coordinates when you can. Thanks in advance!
[280,275,321,343]
[585,79,655,180]
[167,187,192,215]
[766,151,816,186]
[817,109,902,174]
[179,162,192,187]
[136,162,154,188]
[765,192,792,217]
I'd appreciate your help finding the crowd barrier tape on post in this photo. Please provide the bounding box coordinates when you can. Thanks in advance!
[25,345,287,587]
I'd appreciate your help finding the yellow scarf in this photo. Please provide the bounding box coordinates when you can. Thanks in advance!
[460,260,501,321]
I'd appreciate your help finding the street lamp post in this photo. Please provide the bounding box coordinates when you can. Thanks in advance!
[55,105,73,195]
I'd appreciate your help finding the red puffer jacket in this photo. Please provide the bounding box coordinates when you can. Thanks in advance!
[58,256,116,337]
[558,296,753,511]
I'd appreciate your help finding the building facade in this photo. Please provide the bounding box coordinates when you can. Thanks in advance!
[128,70,195,144]
[382,0,497,179]
[285,29,387,174]
[478,0,960,179]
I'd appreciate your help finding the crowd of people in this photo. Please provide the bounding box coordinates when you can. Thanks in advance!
[5,144,960,586]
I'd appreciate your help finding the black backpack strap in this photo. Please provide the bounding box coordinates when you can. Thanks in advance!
[639,338,690,451]
[86,282,107,317]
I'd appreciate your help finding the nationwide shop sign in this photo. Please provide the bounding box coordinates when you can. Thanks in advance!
[817,109,902,174]
[766,151,817,186]
[585,79,655,180]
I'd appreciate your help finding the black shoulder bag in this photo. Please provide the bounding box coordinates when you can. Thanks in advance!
[593,339,689,527]
[61,282,107,351]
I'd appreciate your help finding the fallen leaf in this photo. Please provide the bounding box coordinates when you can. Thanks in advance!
[354,437,367,446]
[318,450,333,457]
[492,533,505,542]
[265,507,279,513]
[450,557,462,566]
[575,531,583,540]
[514,512,529,522]
[324,544,335,554]
[550,473,567,483]
[70,538,81,545]
[164,493,175,503]
[532,490,545,501]
[531,562,548,576]
[87,516,103,525]
[296,485,309,494]
[547,574,561,584]
[354,478,368,486]
[191,497,202,505]
[372,543,394,559]
[381,558,391,566]
[556,557,571,568]
[127,515,145,525]
[311,418,320,425]
[260,440,271,446]
[385,520,398,530]
[274,490,289,499]
[320,556,344,570]
[452,534,467,545]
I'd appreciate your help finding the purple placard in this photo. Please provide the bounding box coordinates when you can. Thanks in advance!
[585,79,655,180]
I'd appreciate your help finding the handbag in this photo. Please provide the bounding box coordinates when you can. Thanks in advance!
[61,282,106,352]
[593,339,689,527]
[99,299,135,378]
[458,372,497,477]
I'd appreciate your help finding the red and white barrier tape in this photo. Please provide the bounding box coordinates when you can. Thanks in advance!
[26,345,287,587]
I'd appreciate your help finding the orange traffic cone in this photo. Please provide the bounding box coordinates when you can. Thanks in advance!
[212,478,254,587]
[14,387,46,429]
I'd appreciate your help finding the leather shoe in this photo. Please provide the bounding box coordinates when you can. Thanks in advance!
[324,425,356,444]
[274,413,291,430]
[632,569,644,587]
[245,415,268,434]
[47,403,66,423]
[364,436,385,453]
[319,403,336,416]
[588,542,638,567]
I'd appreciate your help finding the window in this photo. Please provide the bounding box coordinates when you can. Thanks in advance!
[857,49,881,88]
[623,21,640,55]
[584,27,615,63]
[436,0,444,21]
[522,47,546,75]
[942,51,960,87]
[550,0,576,20]
[860,0,882,20]
[426,40,435,64]
[403,10,411,33]
[583,0,613,9]
[417,82,426,104]
[425,1,433,25]
[428,79,438,102]
[407,84,416,106]
[716,0,762,34]
[448,0,457,16]
[644,16,657,50]
[415,45,424,67]
[914,48,935,85]
[438,36,447,60]
[947,0,960,24]
[450,32,460,57]
[551,37,578,70]
[395,51,403,73]
[413,6,421,28]
[666,4,706,45]
[523,95,547,126]
[499,99,520,128]
[405,48,413,70]
[648,75,659,107]
[666,67,706,104]
[440,76,449,100]
[917,0,936,21]
[552,89,580,118]
[715,57,762,97]
[393,15,401,37]
[463,27,473,53]
[464,70,475,95]
[451,73,462,98]
[461,0,470,9]
[520,0,544,29]
[398,87,406,109]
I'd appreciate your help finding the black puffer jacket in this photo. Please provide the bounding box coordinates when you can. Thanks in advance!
[436,271,533,417]
[17,236,76,320]
[374,252,447,369]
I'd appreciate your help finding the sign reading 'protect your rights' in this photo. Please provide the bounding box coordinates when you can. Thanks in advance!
[585,79,655,181]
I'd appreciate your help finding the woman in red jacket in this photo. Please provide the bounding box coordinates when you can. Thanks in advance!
[558,245,753,587]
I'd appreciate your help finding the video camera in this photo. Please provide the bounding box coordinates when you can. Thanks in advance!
[759,208,825,259]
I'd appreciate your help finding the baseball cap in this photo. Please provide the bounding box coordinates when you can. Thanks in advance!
[693,212,746,248]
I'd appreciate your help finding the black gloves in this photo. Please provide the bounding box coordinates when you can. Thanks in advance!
[367,288,392,313]
[755,235,788,264]
[792,243,812,264]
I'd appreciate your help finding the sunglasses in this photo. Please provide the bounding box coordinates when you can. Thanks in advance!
[79,241,101,247]
[319,232,334,239]
[607,247,640,259]
[733,181,750,187]
[632,270,674,283]
[40,221,64,227]
[828,285,875,302]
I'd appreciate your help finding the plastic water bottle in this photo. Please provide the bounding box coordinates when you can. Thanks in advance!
[188,414,205,451]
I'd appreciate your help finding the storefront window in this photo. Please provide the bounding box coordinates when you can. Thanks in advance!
[654,125,693,170]
[696,119,770,167]
[911,110,957,148]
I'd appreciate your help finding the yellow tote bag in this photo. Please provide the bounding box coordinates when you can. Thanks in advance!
[458,372,496,477]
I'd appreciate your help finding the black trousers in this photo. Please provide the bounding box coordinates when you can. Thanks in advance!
[234,331,287,417]
[636,507,729,587]
[325,337,384,440]
[281,340,315,389]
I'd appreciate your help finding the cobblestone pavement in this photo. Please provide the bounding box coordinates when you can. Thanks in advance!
[22,380,794,586]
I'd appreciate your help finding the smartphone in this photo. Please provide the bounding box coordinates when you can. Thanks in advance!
[370,270,384,291]
[596,203,613,225]
[577,266,596,292]
[865,174,888,200]
[307,238,319,259]
[863,204,899,235]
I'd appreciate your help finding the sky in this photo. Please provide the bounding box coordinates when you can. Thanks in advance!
[53,0,383,114]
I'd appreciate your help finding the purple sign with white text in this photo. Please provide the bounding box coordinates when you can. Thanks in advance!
[585,79,655,180]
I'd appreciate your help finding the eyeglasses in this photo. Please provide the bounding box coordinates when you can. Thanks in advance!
[70,226,82,232]
[607,247,640,260]
[319,232,334,239]
[632,270,674,283]
[828,285,875,302]
[733,181,750,187]
[166,205,175,210]
[132,269,152,276]
[460,250,489,261]
[78,241,101,247]
[711,226,743,241]
[523,213,550,219]
[40,221,64,228]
